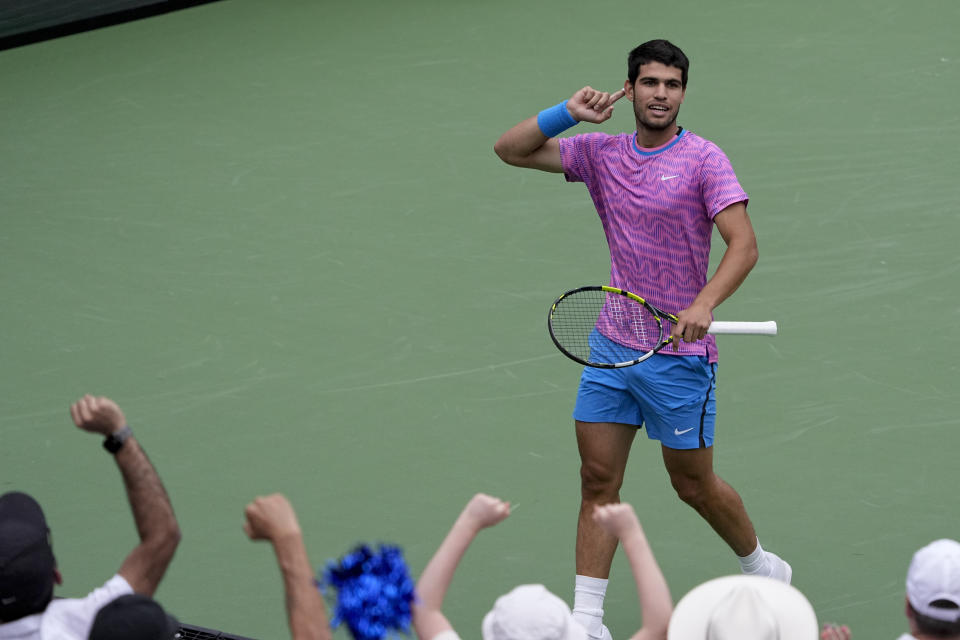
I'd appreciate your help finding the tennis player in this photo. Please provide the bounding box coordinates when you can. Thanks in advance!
[494,39,790,640]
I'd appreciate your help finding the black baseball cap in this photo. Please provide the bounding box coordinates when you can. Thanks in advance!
[89,594,180,640]
[0,492,57,622]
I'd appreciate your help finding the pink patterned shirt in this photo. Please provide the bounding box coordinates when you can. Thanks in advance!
[559,129,748,363]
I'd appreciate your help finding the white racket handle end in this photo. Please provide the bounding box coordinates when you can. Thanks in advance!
[707,320,778,336]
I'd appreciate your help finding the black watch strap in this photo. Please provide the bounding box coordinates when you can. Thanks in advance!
[103,425,132,454]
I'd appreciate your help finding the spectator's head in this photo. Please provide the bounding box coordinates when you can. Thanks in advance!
[88,594,179,640]
[481,584,586,640]
[667,575,818,639]
[0,492,59,622]
[905,539,960,638]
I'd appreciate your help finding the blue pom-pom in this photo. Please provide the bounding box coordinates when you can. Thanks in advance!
[319,544,416,640]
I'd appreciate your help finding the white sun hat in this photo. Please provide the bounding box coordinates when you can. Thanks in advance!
[481,584,588,640]
[668,575,818,640]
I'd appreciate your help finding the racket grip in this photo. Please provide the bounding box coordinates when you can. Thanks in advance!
[707,320,778,336]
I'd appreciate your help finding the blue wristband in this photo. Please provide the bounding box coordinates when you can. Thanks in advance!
[537,101,578,138]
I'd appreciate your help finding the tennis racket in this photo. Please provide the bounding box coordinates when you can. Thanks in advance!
[548,285,778,368]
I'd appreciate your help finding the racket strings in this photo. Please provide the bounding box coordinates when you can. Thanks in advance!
[550,289,664,366]
[625,299,649,345]
[599,291,662,351]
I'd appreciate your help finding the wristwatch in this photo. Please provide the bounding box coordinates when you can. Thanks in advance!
[103,425,132,454]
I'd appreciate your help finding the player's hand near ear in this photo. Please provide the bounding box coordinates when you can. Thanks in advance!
[567,87,625,124]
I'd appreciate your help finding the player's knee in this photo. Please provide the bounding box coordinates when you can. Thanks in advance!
[579,461,623,500]
[670,473,710,508]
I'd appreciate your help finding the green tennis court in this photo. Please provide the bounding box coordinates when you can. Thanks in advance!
[2,0,958,637]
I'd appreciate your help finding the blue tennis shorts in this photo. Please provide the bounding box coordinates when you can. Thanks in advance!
[573,329,718,449]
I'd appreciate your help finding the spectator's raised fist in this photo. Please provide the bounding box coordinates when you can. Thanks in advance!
[820,624,851,640]
[461,493,510,530]
[70,394,127,435]
[244,493,302,542]
[592,502,643,539]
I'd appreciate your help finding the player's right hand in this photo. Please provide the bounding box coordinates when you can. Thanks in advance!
[567,86,625,124]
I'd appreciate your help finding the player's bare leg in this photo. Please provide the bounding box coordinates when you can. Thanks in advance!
[661,444,791,582]
[661,445,755,553]
[576,420,637,575]
[574,420,637,639]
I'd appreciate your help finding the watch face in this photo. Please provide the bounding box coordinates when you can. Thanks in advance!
[103,427,130,453]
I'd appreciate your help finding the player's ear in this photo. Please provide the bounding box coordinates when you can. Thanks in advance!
[680,87,686,103]
[624,79,633,101]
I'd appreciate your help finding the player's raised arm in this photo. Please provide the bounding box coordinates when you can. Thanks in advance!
[494,86,625,173]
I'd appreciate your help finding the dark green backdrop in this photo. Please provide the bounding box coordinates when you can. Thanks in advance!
[2,1,958,637]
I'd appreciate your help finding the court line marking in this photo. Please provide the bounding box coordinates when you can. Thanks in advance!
[316,353,561,393]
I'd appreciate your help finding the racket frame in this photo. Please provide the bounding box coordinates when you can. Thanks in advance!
[548,285,779,368]
[548,285,671,368]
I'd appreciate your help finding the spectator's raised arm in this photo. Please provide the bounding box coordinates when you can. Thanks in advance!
[413,494,510,640]
[69,395,181,597]
[244,494,331,640]
[592,503,672,640]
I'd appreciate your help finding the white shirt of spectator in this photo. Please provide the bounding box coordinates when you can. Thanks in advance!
[0,575,132,640]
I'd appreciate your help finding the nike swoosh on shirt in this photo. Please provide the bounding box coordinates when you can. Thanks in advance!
[674,427,695,435]
[661,175,680,181]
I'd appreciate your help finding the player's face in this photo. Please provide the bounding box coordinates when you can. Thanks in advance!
[625,62,686,131]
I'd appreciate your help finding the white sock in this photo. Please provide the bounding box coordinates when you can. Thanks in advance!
[573,575,608,637]
[737,538,768,574]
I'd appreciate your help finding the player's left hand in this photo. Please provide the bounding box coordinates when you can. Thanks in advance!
[672,304,713,349]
